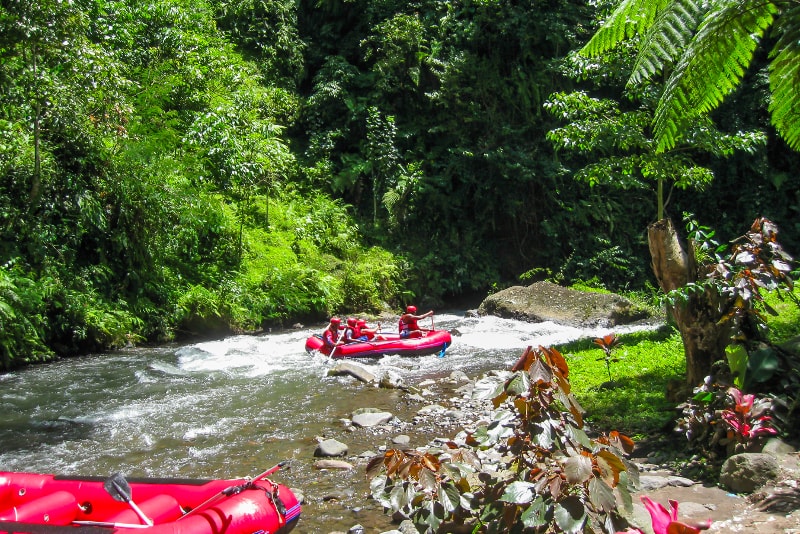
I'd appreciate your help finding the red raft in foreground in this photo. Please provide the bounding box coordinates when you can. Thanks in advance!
[305,330,452,358]
[0,464,300,534]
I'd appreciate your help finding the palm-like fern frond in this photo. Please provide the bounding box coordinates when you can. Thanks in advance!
[629,0,708,84]
[769,5,800,151]
[580,0,670,57]
[653,0,778,152]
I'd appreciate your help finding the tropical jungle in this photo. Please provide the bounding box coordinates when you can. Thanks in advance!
[3,0,800,532]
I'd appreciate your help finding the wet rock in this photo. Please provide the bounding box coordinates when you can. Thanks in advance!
[314,459,354,470]
[379,370,405,389]
[352,411,393,428]
[314,438,349,457]
[720,453,781,493]
[447,370,470,383]
[328,362,376,383]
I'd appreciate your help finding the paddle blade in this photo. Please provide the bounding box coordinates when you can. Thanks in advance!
[104,473,133,503]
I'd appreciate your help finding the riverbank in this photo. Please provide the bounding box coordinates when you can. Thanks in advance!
[293,361,800,534]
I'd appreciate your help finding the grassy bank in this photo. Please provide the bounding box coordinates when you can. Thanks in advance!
[560,286,800,441]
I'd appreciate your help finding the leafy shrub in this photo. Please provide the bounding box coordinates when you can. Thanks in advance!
[0,263,51,369]
[676,379,779,458]
[367,345,640,533]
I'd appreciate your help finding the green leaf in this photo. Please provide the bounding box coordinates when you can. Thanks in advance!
[506,370,531,396]
[520,496,548,528]
[726,344,748,389]
[554,496,587,534]
[498,481,537,505]
[473,376,506,400]
[589,477,616,512]
[437,482,461,514]
[747,347,780,385]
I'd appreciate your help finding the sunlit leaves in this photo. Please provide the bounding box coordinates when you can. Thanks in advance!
[581,0,799,153]
[367,345,638,532]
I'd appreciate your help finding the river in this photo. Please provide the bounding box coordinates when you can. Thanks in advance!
[0,310,656,532]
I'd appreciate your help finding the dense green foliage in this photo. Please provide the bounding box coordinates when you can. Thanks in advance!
[2,0,799,369]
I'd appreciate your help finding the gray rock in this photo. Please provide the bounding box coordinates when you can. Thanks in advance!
[448,370,470,383]
[328,362,376,383]
[313,459,354,470]
[720,453,781,493]
[314,438,348,457]
[348,525,365,534]
[392,435,411,446]
[478,281,652,327]
[397,520,421,534]
[352,411,393,427]
[667,476,696,487]
[379,370,405,389]
[637,475,670,491]
[762,437,796,457]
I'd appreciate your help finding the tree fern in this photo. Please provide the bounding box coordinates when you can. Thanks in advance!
[654,0,777,152]
[580,0,670,57]
[629,0,708,84]
[580,0,800,154]
[769,5,800,151]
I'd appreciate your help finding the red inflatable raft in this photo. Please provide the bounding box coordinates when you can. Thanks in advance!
[0,463,300,534]
[305,329,452,358]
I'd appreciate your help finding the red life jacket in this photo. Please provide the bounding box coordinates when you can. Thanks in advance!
[398,315,419,334]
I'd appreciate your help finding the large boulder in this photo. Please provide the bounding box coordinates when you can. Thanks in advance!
[478,281,652,327]
[719,453,781,493]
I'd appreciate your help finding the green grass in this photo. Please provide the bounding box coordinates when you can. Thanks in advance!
[557,285,800,441]
[559,326,686,440]
[763,285,800,344]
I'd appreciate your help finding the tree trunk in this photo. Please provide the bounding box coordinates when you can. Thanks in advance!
[648,219,731,387]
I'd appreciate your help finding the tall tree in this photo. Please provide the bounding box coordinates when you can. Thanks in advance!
[575,0,800,387]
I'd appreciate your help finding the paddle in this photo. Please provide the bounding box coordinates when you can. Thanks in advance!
[328,327,346,359]
[103,472,154,526]
[178,460,289,520]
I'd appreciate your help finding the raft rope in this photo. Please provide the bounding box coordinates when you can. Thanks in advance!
[221,478,287,524]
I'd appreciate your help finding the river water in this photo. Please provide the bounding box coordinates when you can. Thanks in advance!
[0,310,656,532]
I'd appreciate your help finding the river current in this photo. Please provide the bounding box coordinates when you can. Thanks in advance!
[0,310,656,532]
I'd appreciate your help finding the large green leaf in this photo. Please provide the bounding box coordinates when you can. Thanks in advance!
[747,347,780,385]
[589,477,616,512]
[554,496,587,534]
[498,481,537,505]
[520,496,548,528]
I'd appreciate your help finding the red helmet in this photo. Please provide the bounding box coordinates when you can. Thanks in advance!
[357,319,367,327]
[406,305,417,313]
[347,317,357,327]
[330,317,341,324]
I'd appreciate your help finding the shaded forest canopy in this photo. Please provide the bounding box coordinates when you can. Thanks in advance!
[1,0,798,368]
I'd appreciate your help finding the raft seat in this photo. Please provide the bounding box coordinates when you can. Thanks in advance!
[104,494,183,525]
[0,490,79,523]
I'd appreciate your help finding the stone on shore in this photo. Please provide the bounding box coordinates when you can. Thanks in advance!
[314,438,349,457]
[328,362,376,383]
[720,452,781,493]
[313,459,354,470]
[478,280,652,327]
[352,411,393,428]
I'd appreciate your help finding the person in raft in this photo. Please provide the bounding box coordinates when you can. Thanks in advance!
[398,305,434,338]
[343,317,359,342]
[355,318,382,341]
[322,317,344,348]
